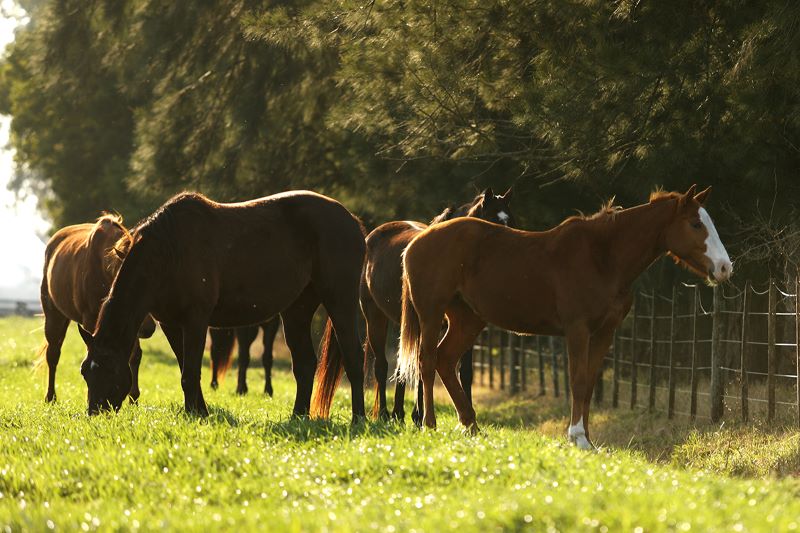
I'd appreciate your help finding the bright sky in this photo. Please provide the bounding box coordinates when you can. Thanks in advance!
[0,1,44,301]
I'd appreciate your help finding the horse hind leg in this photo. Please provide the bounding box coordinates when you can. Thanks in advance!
[436,304,485,432]
[578,325,616,448]
[42,303,69,403]
[281,286,321,417]
[362,295,391,420]
[261,317,280,397]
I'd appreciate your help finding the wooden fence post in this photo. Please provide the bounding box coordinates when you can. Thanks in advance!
[768,279,776,423]
[537,336,546,395]
[520,335,527,392]
[562,339,570,404]
[509,333,519,395]
[667,284,677,419]
[550,336,560,397]
[612,330,620,408]
[630,294,639,409]
[649,289,657,412]
[796,275,800,428]
[690,285,699,421]
[710,285,724,423]
[479,328,486,386]
[740,281,750,423]
[488,325,495,389]
[499,330,506,390]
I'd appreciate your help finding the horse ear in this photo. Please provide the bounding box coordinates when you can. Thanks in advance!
[693,186,712,205]
[502,186,513,202]
[78,325,94,346]
[679,184,697,208]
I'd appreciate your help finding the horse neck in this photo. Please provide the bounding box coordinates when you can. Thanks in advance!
[94,240,157,363]
[600,199,676,289]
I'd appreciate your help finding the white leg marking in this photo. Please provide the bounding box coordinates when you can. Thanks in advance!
[568,416,593,450]
[699,208,732,281]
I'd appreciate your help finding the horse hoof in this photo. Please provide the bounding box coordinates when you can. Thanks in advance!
[236,387,248,396]
[264,384,273,397]
[210,381,219,390]
[461,423,480,436]
[45,393,56,403]
[569,435,596,451]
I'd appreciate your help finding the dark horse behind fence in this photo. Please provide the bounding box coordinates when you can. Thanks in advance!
[79,191,366,420]
[397,185,731,449]
[39,215,156,403]
[311,187,514,421]
[209,317,281,396]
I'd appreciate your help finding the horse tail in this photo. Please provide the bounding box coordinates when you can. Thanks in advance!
[310,318,343,419]
[210,330,236,383]
[33,342,47,372]
[396,273,421,387]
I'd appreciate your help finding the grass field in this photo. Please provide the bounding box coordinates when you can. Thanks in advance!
[1,316,799,531]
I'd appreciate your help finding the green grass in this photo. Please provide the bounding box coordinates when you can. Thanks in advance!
[1,316,800,531]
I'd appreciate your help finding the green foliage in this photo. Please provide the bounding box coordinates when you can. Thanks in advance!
[2,316,800,531]
[2,0,800,274]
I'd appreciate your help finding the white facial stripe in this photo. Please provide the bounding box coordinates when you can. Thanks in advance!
[90,361,99,370]
[568,416,593,450]
[497,211,509,225]
[699,208,730,269]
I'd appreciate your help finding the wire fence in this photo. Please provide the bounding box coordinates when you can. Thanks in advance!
[471,278,800,427]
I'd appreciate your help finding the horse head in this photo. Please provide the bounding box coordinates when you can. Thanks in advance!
[662,184,732,285]
[468,186,516,227]
[79,326,132,415]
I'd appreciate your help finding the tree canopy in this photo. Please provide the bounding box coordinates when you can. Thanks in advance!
[1,0,799,278]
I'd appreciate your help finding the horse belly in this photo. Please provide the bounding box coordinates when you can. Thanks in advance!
[210,255,312,328]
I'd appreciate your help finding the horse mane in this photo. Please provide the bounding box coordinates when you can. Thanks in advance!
[559,198,622,227]
[88,212,131,275]
[429,207,455,225]
[648,188,683,203]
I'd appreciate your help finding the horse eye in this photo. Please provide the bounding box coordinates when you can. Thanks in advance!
[691,221,703,230]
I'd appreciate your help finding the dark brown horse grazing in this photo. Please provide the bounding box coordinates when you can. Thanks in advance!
[397,185,732,448]
[39,215,156,402]
[79,191,366,420]
[311,187,514,421]
[209,317,281,396]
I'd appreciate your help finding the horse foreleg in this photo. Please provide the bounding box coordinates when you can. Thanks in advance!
[565,324,593,450]
[459,347,474,405]
[261,318,280,397]
[580,325,617,446]
[128,341,143,403]
[180,324,210,417]
[235,325,258,395]
[42,304,69,403]
[419,320,443,430]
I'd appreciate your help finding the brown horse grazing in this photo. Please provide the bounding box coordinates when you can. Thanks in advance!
[39,215,156,403]
[209,317,281,396]
[79,191,366,420]
[397,185,732,448]
[311,187,514,421]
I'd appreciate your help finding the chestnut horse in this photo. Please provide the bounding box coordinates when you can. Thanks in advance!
[397,185,731,449]
[313,188,514,421]
[79,191,366,419]
[209,317,281,396]
[310,188,513,420]
[39,215,156,402]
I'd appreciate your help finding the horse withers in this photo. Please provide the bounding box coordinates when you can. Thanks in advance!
[39,214,156,403]
[397,185,731,449]
[79,191,366,420]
